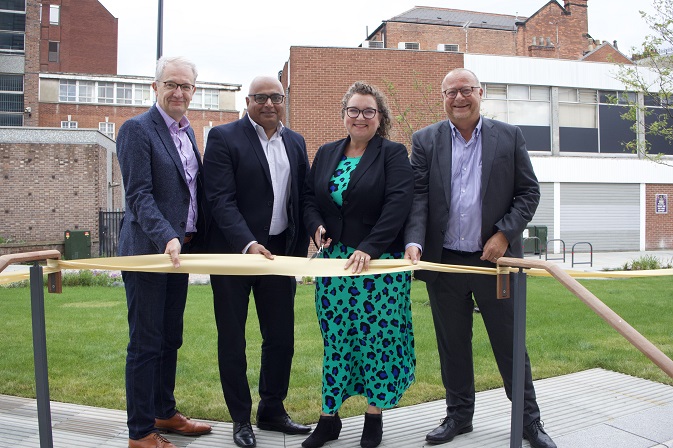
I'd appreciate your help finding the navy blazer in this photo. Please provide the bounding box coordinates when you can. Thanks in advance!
[404,116,540,282]
[203,115,310,258]
[304,134,414,259]
[117,104,205,256]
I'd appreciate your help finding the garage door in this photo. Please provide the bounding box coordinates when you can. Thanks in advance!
[560,183,640,251]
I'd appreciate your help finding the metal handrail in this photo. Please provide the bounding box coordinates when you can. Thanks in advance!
[0,250,62,448]
[545,238,566,262]
[497,256,673,448]
[572,241,593,267]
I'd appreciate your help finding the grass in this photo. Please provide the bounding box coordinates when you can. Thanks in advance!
[0,275,671,424]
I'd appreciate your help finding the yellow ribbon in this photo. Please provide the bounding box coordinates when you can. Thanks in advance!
[1,254,671,286]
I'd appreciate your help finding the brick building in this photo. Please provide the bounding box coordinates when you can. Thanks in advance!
[362,0,630,63]
[281,1,672,251]
[0,0,240,254]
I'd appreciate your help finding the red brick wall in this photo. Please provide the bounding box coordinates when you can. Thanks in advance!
[39,0,118,75]
[517,1,589,59]
[583,45,632,64]
[286,46,463,160]
[37,103,239,154]
[646,184,673,250]
[0,142,116,251]
[23,0,41,127]
[384,22,517,55]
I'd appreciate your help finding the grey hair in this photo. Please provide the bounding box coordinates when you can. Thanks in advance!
[155,56,198,82]
[340,81,392,140]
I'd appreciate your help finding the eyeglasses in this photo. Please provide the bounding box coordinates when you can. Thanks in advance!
[249,94,285,104]
[162,81,195,93]
[345,107,378,119]
[443,86,481,99]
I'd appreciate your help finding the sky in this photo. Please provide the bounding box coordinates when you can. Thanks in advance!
[98,0,655,111]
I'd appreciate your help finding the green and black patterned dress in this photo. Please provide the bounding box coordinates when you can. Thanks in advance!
[315,155,415,413]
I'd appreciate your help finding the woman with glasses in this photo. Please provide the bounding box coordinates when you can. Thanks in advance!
[302,81,416,448]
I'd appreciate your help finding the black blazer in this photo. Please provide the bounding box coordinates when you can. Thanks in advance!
[304,134,413,259]
[203,115,310,257]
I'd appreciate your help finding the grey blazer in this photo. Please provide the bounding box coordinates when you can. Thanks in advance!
[117,104,204,256]
[404,116,539,282]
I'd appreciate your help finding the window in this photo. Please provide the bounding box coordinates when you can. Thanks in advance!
[0,0,26,12]
[98,82,114,103]
[0,31,23,50]
[59,79,76,102]
[116,83,132,104]
[482,84,551,126]
[204,89,218,109]
[559,88,597,128]
[0,74,22,91]
[203,126,212,150]
[48,41,59,62]
[99,122,115,139]
[0,11,25,32]
[134,84,152,105]
[78,81,94,102]
[0,92,22,112]
[49,5,59,25]
[61,121,78,129]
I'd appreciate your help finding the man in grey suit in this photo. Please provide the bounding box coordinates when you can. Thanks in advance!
[404,68,556,448]
[117,56,211,448]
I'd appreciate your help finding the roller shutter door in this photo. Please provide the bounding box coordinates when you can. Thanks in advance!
[560,183,639,251]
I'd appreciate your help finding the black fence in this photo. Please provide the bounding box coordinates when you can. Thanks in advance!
[99,210,124,257]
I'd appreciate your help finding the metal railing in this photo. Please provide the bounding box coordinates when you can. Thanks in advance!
[5,251,673,448]
[545,238,566,262]
[572,241,593,267]
[0,250,62,448]
[99,210,124,257]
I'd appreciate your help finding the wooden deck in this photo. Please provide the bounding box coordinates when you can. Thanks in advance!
[2,368,673,448]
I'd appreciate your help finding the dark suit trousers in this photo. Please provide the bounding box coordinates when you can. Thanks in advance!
[123,269,188,440]
[425,249,541,425]
[211,231,296,423]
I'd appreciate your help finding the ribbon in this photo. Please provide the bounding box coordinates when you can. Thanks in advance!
[1,254,671,286]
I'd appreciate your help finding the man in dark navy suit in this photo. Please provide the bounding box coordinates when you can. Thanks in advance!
[117,56,211,448]
[203,75,311,448]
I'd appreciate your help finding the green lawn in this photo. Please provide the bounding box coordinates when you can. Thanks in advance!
[0,276,671,424]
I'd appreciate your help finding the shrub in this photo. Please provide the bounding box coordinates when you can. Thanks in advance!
[621,255,673,271]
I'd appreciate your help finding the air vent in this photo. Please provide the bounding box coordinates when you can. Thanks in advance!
[437,44,459,52]
[398,42,420,50]
[362,40,384,48]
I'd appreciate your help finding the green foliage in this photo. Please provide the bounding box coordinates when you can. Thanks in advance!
[621,254,673,270]
[0,277,671,424]
[614,0,673,166]
[383,74,444,148]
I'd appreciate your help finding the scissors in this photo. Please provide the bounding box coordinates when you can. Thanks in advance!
[310,227,325,260]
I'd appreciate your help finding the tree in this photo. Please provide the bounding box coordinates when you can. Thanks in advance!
[615,0,673,166]
[383,74,444,149]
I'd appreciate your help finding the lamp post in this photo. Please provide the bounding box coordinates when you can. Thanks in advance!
[157,0,163,60]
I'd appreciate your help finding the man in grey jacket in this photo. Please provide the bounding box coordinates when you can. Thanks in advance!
[404,68,555,448]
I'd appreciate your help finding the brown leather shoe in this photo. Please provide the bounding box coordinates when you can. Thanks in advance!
[128,432,176,448]
[155,410,212,436]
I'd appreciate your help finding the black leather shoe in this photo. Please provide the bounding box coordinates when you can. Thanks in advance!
[425,416,473,445]
[233,421,256,448]
[257,413,311,435]
[523,419,557,448]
